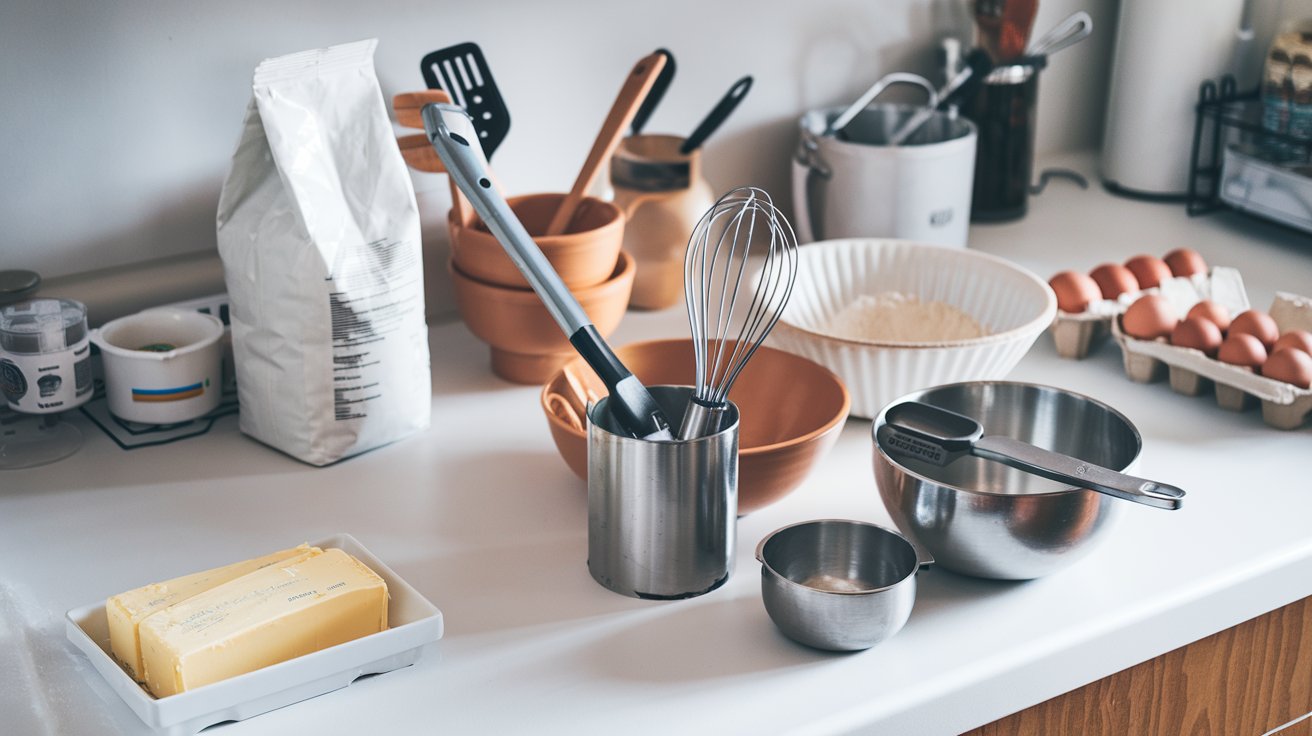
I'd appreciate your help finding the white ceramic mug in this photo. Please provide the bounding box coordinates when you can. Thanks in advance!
[92,308,225,424]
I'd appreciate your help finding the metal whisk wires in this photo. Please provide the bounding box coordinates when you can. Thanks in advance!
[680,186,798,440]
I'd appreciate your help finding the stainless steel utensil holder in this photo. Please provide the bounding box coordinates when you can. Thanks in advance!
[587,385,738,599]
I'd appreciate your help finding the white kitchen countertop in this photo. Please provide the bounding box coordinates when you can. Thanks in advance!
[3,152,1311,735]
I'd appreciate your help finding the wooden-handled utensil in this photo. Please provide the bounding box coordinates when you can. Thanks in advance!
[999,0,1040,63]
[394,89,474,224]
[396,90,454,171]
[395,90,452,129]
[397,132,446,173]
[545,51,667,236]
[975,0,1039,63]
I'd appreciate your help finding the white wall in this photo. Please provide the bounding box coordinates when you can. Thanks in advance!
[2,0,1116,307]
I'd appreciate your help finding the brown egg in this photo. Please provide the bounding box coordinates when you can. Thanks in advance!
[1217,333,1268,368]
[1163,248,1208,278]
[1122,294,1178,340]
[1170,316,1223,356]
[1089,263,1139,300]
[1049,270,1102,314]
[1229,310,1280,349]
[1274,329,1312,356]
[1185,300,1232,332]
[1124,255,1173,290]
[1262,347,1312,388]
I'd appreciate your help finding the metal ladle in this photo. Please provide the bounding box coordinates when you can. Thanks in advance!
[878,401,1185,510]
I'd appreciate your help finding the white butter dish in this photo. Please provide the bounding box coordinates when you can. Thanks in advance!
[65,533,443,735]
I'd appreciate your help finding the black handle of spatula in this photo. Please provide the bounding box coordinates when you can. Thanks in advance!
[630,48,676,135]
[680,75,753,154]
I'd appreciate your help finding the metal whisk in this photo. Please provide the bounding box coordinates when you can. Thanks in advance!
[679,187,799,440]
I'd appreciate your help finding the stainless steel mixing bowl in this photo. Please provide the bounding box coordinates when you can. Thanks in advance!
[872,381,1142,580]
[757,519,924,651]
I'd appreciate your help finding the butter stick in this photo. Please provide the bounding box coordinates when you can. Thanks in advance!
[138,547,389,698]
[107,544,319,681]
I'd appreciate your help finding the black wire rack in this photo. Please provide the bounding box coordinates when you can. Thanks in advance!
[1187,75,1312,220]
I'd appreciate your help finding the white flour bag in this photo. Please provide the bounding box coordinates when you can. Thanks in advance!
[217,39,430,465]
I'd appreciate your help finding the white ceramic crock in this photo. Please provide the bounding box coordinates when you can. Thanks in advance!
[92,308,225,424]
[793,105,977,248]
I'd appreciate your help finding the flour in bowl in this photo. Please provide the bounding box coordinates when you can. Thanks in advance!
[822,292,986,342]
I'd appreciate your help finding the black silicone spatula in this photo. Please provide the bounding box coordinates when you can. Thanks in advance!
[878,401,1185,510]
[420,42,511,158]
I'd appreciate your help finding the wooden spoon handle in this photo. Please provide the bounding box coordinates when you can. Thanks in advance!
[545,51,667,236]
[393,90,452,129]
[397,133,445,173]
[394,90,470,224]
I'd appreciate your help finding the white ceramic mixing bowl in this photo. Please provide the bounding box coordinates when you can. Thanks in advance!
[768,239,1056,418]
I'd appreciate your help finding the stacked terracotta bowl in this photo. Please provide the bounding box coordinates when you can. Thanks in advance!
[448,193,635,383]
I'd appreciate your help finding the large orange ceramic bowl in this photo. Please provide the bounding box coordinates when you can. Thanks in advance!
[449,251,635,384]
[450,193,625,289]
[540,338,851,514]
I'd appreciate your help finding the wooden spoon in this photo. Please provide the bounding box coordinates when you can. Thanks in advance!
[397,133,445,173]
[393,90,472,226]
[545,51,667,236]
[999,0,1039,62]
[394,90,451,128]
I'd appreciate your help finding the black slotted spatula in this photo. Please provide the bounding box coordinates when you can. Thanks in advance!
[420,42,510,158]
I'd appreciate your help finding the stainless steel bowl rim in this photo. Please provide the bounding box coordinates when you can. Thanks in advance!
[756,518,927,596]
[872,380,1144,499]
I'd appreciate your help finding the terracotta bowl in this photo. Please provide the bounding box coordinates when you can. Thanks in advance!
[449,251,635,384]
[540,338,851,514]
[450,193,625,289]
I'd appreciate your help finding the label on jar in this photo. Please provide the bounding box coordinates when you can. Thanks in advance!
[0,337,93,414]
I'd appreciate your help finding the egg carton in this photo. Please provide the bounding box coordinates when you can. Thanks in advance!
[1051,309,1113,359]
[1111,292,1312,430]
[1050,268,1249,359]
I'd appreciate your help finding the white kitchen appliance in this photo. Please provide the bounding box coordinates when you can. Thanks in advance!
[1102,0,1247,197]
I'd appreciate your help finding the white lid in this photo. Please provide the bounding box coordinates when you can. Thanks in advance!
[0,298,88,355]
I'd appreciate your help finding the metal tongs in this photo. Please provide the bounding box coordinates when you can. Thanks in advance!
[422,103,675,441]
